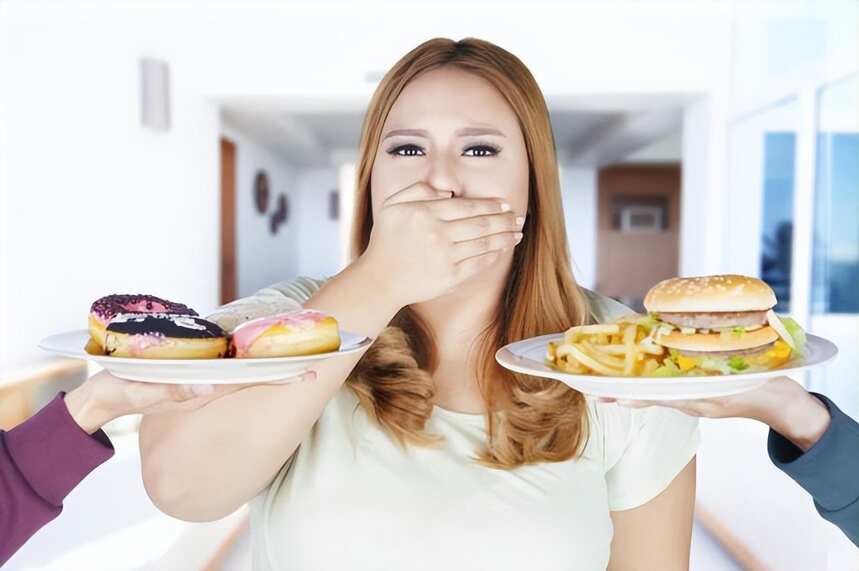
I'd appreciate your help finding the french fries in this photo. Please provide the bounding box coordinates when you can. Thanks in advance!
[546,315,666,377]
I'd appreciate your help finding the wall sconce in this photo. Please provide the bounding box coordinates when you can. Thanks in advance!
[139,58,171,131]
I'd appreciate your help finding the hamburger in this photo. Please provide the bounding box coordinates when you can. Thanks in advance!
[642,274,806,376]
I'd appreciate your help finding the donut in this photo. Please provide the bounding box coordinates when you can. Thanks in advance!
[88,294,197,352]
[207,298,305,334]
[231,310,340,358]
[104,313,227,359]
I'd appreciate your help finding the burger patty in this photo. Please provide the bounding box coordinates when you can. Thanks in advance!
[676,341,776,358]
[656,310,768,330]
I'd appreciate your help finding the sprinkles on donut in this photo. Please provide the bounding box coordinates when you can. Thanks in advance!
[88,294,198,353]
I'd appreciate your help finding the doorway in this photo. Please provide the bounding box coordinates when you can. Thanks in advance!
[595,164,681,312]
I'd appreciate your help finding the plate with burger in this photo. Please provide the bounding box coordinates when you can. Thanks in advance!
[495,275,838,400]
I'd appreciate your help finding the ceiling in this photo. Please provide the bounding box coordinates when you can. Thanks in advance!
[220,94,689,168]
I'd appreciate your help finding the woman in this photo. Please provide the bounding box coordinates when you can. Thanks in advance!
[140,38,699,570]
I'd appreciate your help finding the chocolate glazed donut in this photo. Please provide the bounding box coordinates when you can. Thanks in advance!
[105,313,228,359]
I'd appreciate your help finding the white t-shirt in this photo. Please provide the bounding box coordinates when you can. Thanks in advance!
[209,277,700,571]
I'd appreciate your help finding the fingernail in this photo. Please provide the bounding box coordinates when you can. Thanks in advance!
[515,216,525,226]
[303,370,317,382]
[514,232,524,242]
[191,384,215,396]
[500,202,511,212]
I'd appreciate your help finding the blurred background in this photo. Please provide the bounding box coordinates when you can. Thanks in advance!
[0,0,856,569]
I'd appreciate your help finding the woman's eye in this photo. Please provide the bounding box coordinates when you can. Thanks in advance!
[387,144,425,157]
[385,143,500,158]
[462,145,500,157]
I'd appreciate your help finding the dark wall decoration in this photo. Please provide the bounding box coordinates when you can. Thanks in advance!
[328,190,339,220]
[269,192,289,235]
[254,170,270,214]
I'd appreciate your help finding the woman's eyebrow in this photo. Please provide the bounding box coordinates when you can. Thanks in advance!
[382,126,506,140]
[382,128,428,140]
[456,126,505,138]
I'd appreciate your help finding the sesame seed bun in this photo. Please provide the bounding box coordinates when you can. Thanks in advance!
[644,274,776,313]
[658,326,779,352]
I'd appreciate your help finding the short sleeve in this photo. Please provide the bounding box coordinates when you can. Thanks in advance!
[602,405,700,511]
[206,275,330,332]
[581,288,638,324]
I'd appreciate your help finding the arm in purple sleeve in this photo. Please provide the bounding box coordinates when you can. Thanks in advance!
[0,392,114,565]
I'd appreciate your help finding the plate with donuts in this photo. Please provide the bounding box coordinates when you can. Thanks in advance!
[39,294,372,384]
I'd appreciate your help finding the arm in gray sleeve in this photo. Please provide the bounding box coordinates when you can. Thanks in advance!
[206,276,330,332]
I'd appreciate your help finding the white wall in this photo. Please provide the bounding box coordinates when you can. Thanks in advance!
[220,122,301,297]
[729,2,858,117]
[0,6,221,372]
[679,96,729,278]
[559,166,598,290]
[295,167,341,280]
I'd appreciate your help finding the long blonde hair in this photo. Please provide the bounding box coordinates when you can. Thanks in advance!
[346,37,591,469]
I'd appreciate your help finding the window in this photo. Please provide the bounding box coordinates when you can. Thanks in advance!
[760,132,796,312]
[811,74,859,314]
[808,73,858,418]
[726,99,799,306]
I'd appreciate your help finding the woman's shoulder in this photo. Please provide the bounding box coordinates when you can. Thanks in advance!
[584,396,699,511]
[579,287,638,324]
[583,398,637,468]
[584,398,699,472]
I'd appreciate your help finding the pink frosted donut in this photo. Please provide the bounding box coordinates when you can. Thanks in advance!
[230,309,340,358]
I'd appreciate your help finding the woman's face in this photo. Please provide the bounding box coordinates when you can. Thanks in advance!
[369,67,529,220]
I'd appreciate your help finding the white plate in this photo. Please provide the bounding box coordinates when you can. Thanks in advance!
[39,329,372,384]
[496,333,838,400]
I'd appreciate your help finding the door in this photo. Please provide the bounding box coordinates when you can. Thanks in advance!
[220,138,237,305]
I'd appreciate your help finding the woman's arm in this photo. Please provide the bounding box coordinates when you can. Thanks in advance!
[138,259,402,522]
[139,183,521,522]
[608,458,696,571]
